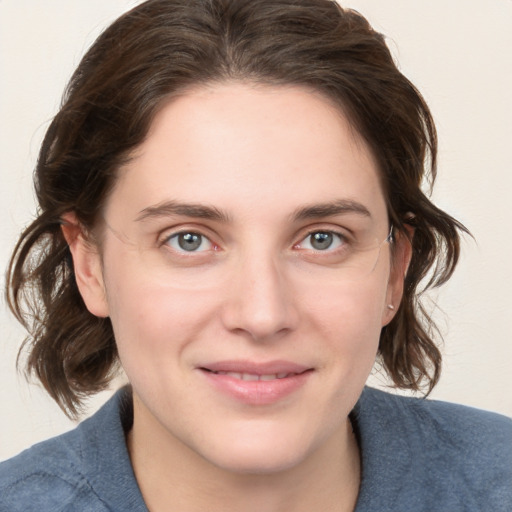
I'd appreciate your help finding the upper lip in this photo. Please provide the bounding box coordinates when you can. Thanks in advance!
[198,360,312,375]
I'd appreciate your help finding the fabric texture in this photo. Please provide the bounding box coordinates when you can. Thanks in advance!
[1,387,511,511]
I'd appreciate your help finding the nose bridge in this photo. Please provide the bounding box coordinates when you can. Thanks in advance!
[221,245,297,340]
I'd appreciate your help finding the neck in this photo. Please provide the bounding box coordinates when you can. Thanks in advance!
[127,396,360,512]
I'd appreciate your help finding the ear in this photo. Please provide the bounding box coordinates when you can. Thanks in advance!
[61,212,109,318]
[381,225,413,326]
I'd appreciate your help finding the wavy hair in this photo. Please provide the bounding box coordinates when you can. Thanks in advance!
[6,0,467,416]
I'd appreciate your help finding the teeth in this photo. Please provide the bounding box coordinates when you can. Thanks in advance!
[212,371,296,381]
[242,373,259,381]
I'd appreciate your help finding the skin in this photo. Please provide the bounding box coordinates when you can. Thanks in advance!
[63,82,410,512]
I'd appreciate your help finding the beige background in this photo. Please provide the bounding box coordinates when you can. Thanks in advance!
[1,0,511,461]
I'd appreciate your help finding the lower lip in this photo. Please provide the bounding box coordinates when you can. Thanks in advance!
[199,369,313,405]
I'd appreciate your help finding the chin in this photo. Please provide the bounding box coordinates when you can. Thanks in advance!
[211,447,308,476]
[197,422,319,475]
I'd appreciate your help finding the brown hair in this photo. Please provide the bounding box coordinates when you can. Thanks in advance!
[6,0,467,416]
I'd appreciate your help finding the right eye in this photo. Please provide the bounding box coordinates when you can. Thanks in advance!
[164,232,213,252]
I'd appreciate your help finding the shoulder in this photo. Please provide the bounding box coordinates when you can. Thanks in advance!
[0,426,106,512]
[365,387,512,454]
[353,387,512,511]
[0,388,144,512]
[360,386,512,441]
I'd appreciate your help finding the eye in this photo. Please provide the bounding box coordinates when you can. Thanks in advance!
[296,231,346,251]
[165,232,213,252]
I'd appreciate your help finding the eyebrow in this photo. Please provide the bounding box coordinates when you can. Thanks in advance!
[292,199,371,221]
[136,200,231,223]
[136,198,371,224]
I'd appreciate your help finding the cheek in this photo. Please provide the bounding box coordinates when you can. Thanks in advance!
[102,259,220,379]
[292,276,388,437]
[301,273,388,380]
[303,271,388,337]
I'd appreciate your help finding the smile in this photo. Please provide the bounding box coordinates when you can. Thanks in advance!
[205,370,299,381]
[198,361,313,405]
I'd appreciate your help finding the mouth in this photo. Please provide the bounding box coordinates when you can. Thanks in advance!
[197,361,313,405]
[201,369,303,381]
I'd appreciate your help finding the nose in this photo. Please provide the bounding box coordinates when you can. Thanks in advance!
[220,252,299,342]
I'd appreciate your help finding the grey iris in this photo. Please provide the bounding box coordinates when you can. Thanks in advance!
[311,232,333,250]
[178,233,202,251]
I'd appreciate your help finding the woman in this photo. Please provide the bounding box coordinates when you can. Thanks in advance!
[1,0,510,510]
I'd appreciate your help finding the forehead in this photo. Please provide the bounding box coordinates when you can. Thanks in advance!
[107,82,387,225]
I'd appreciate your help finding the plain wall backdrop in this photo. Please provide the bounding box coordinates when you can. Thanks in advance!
[0,0,511,461]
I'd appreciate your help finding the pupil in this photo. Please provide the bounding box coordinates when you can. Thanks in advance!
[178,233,202,251]
[311,232,333,250]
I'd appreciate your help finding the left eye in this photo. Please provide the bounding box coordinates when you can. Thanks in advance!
[297,231,345,251]
[165,232,213,252]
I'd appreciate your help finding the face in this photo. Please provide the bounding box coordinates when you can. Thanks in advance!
[70,82,404,474]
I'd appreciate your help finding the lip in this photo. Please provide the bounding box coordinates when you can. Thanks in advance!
[197,360,313,405]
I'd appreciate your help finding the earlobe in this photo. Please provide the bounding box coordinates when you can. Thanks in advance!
[382,226,413,326]
[61,213,109,318]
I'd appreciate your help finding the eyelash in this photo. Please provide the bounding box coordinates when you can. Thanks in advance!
[294,229,349,252]
[160,227,350,255]
[161,230,217,254]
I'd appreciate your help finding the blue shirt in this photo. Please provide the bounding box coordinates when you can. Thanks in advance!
[1,387,511,511]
